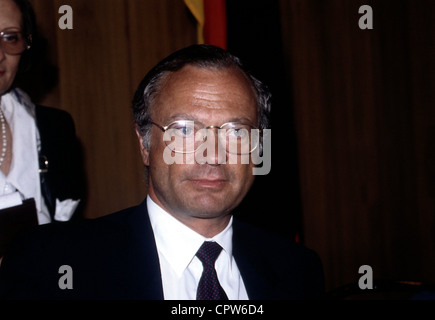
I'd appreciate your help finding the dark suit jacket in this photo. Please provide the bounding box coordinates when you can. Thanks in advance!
[35,105,86,220]
[0,199,324,300]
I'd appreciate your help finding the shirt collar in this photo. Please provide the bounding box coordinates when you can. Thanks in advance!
[147,195,233,278]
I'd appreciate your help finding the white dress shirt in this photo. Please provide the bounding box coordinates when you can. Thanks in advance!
[147,196,249,300]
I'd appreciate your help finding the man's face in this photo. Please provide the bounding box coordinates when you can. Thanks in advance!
[137,65,257,223]
[0,0,23,95]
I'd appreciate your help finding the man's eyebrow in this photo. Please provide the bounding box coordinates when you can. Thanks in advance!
[164,113,198,123]
[225,117,257,126]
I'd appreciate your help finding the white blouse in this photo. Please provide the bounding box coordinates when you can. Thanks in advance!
[0,89,78,224]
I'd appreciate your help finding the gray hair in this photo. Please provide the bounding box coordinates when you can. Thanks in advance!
[132,44,271,151]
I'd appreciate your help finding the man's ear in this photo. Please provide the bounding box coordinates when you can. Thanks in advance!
[135,125,150,166]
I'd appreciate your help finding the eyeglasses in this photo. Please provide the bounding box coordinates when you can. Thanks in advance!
[0,29,31,55]
[151,120,260,155]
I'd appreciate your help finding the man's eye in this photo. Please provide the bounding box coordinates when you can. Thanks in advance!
[227,128,249,139]
[174,126,194,137]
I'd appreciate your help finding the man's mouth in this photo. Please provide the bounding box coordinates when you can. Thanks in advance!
[189,178,228,189]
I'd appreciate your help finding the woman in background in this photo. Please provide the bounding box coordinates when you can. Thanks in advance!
[0,0,85,232]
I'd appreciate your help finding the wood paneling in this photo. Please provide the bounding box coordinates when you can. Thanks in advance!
[280,0,435,291]
[28,0,196,218]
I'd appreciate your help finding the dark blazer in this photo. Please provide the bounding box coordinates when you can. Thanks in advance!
[35,105,86,220]
[0,199,324,300]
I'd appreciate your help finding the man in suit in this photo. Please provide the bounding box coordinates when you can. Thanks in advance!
[0,44,324,300]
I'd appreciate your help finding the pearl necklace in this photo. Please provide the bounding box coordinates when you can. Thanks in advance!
[0,107,7,168]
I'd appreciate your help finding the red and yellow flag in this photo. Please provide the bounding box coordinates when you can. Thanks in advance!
[184,0,227,49]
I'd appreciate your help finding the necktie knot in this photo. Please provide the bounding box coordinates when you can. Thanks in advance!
[196,241,223,267]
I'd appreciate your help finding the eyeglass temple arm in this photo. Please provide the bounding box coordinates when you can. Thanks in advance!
[150,122,166,132]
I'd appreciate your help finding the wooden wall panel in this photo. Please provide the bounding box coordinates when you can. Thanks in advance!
[29,0,196,218]
[280,0,435,291]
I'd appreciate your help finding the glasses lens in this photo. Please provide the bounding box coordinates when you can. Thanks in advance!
[1,31,26,55]
[221,124,259,155]
[163,120,199,153]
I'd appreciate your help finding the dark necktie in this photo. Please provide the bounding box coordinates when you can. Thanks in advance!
[196,241,229,300]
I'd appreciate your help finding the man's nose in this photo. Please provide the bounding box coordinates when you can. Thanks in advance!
[199,128,227,165]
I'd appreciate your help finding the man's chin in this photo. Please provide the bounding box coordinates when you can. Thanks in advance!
[182,195,234,218]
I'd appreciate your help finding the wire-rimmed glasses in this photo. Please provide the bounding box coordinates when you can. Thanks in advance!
[151,120,260,155]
